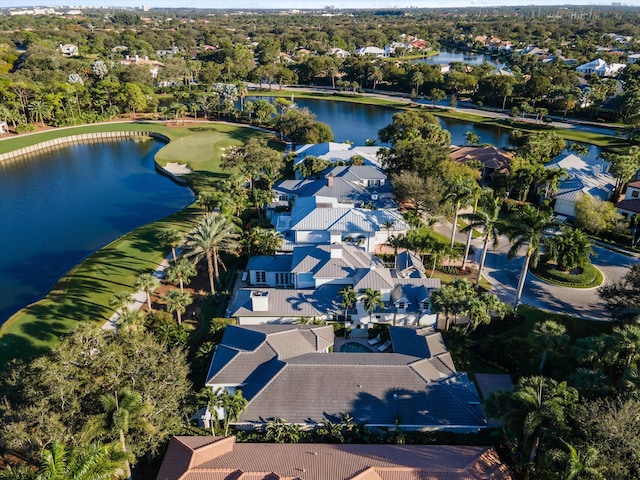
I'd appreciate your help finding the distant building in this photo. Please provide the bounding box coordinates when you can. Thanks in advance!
[293,142,382,173]
[354,46,385,57]
[119,55,164,79]
[616,180,640,218]
[576,59,626,77]
[449,145,513,183]
[329,47,350,58]
[59,43,79,57]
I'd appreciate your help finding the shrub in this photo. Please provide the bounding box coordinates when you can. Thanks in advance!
[15,123,37,134]
[531,262,603,288]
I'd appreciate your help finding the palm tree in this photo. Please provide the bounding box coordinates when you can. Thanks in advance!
[158,228,183,261]
[165,258,197,293]
[368,67,384,90]
[461,195,503,288]
[360,288,384,325]
[610,324,640,379]
[559,441,604,480]
[97,389,152,480]
[339,286,357,323]
[532,320,569,374]
[504,204,555,308]
[185,213,241,294]
[197,388,220,435]
[443,177,481,248]
[215,389,248,436]
[385,234,405,269]
[163,289,192,326]
[109,291,133,318]
[116,309,146,335]
[36,440,128,480]
[547,227,593,272]
[245,226,283,256]
[134,273,159,311]
[28,99,52,126]
[410,70,424,96]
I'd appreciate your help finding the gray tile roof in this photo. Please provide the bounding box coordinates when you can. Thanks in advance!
[329,165,388,182]
[205,324,484,430]
[246,254,292,272]
[290,244,379,275]
[389,326,448,358]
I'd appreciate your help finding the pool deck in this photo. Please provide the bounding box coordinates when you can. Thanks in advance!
[334,336,389,353]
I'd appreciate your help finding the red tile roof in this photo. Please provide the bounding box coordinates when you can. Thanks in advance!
[157,437,513,480]
[449,146,513,173]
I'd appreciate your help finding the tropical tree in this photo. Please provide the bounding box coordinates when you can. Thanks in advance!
[134,273,159,311]
[162,289,192,326]
[546,227,593,272]
[360,288,384,324]
[109,291,133,318]
[598,264,640,322]
[35,440,128,480]
[95,389,152,480]
[385,233,405,269]
[339,286,357,323]
[158,228,183,261]
[215,389,248,436]
[610,324,640,380]
[27,99,52,126]
[197,388,220,436]
[461,194,503,288]
[504,204,555,308]
[443,176,481,248]
[245,227,283,256]
[531,320,569,374]
[555,441,605,480]
[165,258,197,293]
[185,213,241,294]
[265,417,301,443]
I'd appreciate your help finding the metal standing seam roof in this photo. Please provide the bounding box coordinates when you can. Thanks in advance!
[231,288,325,318]
[246,254,292,272]
[354,267,396,291]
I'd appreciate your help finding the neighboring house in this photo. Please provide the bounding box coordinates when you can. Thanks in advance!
[156,46,179,57]
[272,165,392,209]
[59,43,79,57]
[329,47,350,58]
[545,153,616,218]
[233,243,440,327]
[119,55,164,78]
[628,53,640,65]
[157,436,513,480]
[576,58,626,77]
[354,46,386,56]
[384,41,412,56]
[489,67,514,76]
[202,324,486,432]
[521,46,549,57]
[410,38,428,50]
[449,145,513,183]
[275,196,409,252]
[293,142,383,174]
[616,180,640,218]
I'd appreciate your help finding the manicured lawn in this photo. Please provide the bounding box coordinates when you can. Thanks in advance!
[531,262,603,288]
[251,89,409,108]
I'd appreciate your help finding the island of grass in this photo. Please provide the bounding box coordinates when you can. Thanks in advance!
[0,121,278,366]
[530,262,603,288]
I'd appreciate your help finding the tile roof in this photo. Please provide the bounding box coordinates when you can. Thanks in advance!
[449,146,513,171]
[389,326,448,358]
[158,438,513,480]
[616,198,640,214]
[354,267,396,291]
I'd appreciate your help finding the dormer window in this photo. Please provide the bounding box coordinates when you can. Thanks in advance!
[397,301,406,310]
[255,271,266,284]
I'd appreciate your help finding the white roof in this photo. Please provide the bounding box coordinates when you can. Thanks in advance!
[546,154,616,202]
[294,143,382,167]
[355,46,385,55]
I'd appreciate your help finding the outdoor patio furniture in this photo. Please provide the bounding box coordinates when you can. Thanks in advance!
[368,334,381,345]
[378,340,392,352]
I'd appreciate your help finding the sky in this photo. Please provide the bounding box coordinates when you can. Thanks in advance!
[5,1,640,9]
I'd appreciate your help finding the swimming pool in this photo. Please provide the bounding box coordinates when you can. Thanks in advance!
[340,342,373,353]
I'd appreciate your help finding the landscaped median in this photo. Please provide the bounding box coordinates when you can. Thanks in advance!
[0,121,275,366]
[530,262,604,288]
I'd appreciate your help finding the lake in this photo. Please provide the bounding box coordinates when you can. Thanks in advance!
[412,47,503,67]
[0,139,194,325]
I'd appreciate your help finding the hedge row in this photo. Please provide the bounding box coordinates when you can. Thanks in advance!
[531,263,603,288]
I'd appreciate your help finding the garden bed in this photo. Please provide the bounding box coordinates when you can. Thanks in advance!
[530,262,603,288]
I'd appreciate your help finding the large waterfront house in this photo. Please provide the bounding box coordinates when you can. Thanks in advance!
[449,145,513,184]
[231,243,439,327]
[293,143,382,175]
[157,436,513,480]
[545,153,616,218]
[202,324,486,432]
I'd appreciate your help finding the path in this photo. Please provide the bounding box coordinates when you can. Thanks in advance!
[102,248,180,330]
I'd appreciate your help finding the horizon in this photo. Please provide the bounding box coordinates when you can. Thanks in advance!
[4,1,640,9]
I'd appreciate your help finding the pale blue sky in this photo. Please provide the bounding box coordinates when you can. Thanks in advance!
[5,1,640,9]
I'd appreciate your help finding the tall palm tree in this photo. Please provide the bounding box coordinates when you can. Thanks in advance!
[134,273,159,311]
[610,324,640,379]
[163,289,192,326]
[185,213,241,295]
[158,228,183,261]
[36,440,128,480]
[385,234,405,269]
[504,204,555,308]
[165,258,197,293]
[215,389,248,436]
[28,99,52,126]
[360,288,384,325]
[443,177,481,248]
[547,227,593,272]
[461,195,503,289]
[339,286,357,323]
[559,441,604,480]
[245,227,283,256]
[97,389,152,480]
[532,320,569,374]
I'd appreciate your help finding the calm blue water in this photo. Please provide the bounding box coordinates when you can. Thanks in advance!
[411,47,503,67]
[0,139,194,324]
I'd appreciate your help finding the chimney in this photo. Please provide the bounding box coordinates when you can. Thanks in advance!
[327,172,334,187]
[250,291,269,311]
[135,54,139,61]
[592,164,601,176]
[330,247,343,259]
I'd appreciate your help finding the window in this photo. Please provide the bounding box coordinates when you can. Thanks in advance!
[275,272,290,286]
[632,190,639,198]
[278,194,288,201]
[255,271,266,284]
[397,301,406,310]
